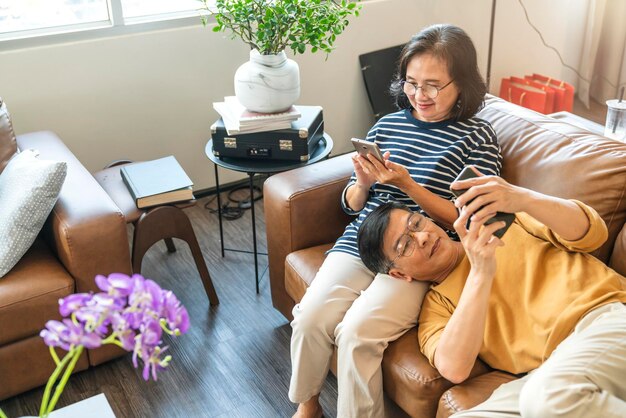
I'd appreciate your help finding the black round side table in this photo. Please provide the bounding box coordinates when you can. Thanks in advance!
[205,134,334,293]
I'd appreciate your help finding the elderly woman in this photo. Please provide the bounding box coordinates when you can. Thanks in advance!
[290,24,502,418]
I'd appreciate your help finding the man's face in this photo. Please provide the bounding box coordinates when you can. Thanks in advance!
[384,209,455,282]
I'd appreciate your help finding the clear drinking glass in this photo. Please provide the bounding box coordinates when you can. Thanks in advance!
[605,99,626,141]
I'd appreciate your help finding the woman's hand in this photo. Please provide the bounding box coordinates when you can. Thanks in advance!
[351,153,384,188]
[355,153,413,190]
[451,171,528,223]
[453,206,504,278]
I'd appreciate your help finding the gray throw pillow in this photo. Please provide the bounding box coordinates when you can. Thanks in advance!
[0,149,67,277]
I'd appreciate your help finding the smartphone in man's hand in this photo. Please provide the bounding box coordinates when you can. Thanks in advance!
[451,166,515,239]
[351,138,385,162]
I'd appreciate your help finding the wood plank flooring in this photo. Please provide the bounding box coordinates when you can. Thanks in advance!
[0,194,339,418]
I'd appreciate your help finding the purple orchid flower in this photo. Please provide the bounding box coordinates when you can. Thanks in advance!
[41,273,189,389]
[142,345,170,381]
[130,278,165,312]
[58,293,93,317]
[95,273,137,297]
[40,319,102,351]
[162,291,190,334]
[132,318,165,380]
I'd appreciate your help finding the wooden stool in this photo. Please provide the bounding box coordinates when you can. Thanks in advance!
[94,161,219,305]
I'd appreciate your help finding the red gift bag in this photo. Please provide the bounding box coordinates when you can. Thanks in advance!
[499,77,554,114]
[527,73,574,112]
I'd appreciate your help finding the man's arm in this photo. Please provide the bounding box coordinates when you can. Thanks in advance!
[432,210,504,383]
[433,269,493,383]
[451,173,589,241]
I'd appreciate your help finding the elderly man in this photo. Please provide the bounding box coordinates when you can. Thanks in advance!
[357,170,626,417]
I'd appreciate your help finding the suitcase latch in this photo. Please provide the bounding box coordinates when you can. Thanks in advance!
[224,137,237,148]
[279,139,293,151]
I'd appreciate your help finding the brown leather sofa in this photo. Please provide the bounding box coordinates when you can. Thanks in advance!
[263,95,626,417]
[0,99,131,400]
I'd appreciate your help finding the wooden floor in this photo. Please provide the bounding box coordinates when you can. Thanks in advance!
[0,194,340,418]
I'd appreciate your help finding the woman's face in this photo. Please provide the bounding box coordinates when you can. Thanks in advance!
[404,53,460,122]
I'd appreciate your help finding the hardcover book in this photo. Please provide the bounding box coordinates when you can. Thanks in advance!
[213,96,301,135]
[120,156,194,209]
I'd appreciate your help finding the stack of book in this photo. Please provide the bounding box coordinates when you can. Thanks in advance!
[121,156,194,209]
[213,96,301,135]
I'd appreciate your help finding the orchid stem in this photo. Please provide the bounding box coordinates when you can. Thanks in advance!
[45,346,84,415]
[39,348,76,417]
[49,346,61,366]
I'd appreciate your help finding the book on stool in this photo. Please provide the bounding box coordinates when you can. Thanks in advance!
[120,156,193,208]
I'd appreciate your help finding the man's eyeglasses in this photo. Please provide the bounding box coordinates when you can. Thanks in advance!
[401,79,454,99]
[386,212,425,273]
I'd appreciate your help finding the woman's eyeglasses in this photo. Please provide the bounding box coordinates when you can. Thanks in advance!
[401,79,454,99]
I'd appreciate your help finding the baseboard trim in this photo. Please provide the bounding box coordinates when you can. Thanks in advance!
[194,174,267,199]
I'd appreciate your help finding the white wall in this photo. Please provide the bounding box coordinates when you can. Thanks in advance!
[0,0,588,190]
[489,0,588,95]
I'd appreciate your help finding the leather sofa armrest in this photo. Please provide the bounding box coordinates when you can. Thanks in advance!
[16,131,132,294]
[436,371,518,418]
[263,153,355,319]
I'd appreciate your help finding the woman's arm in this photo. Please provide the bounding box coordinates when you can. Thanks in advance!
[344,181,370,213]
[344,151,390,212]
[356,154,458,228]
[397,179,458,228]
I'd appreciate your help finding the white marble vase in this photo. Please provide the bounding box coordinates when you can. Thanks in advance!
[234,49,300,113]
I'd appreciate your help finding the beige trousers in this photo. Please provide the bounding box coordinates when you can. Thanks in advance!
[452,302,626,418]
[289,252,429,418]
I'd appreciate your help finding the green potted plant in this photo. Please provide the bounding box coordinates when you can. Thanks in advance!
[199,0,362,112]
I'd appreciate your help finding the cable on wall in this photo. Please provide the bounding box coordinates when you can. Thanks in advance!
[517,0,624,90]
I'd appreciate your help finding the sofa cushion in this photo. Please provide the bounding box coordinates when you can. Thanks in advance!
[285,243,333,302]
[436,371,518,418]
[478,96,626,263]
[0,238,74,346]
[382,328,493,418]
[0,149,67,277]
[0,333,89,400]
[0,98,17,174]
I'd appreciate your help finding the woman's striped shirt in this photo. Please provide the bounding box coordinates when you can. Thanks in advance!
[330,109,502,258]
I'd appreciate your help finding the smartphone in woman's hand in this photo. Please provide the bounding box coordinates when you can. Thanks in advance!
[351,138,384,162]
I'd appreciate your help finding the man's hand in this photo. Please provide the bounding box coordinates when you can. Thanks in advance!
[451,171,528,224]
[454,206,504,278]
[451,167,591,242]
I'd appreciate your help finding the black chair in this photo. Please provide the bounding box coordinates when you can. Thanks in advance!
[359,44,405,120]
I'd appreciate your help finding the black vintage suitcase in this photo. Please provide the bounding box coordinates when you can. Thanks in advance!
[211,105,323,162]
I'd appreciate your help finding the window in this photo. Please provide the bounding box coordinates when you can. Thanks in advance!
[0,0,109,34]
[0,0,206,42]
[121,0,201,20]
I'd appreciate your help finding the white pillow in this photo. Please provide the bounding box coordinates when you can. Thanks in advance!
[0,149,67,277]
